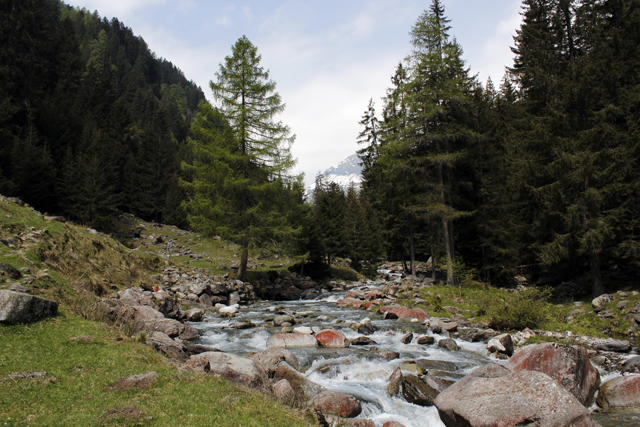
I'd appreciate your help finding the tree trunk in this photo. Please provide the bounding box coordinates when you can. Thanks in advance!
[591,252,604,298]
[409,226,416,276]
[238,240,248,281]
[431,244,436,282]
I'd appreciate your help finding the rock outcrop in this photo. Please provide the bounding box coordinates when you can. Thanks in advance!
[0,290,58,325]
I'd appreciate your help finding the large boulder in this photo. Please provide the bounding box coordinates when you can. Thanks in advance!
[487,333,514,356]
[147,331,189,362]
[593,340,632,353]
[274,361,325,401]
[596,375,640,409]
[316,330,350,348]
[378,305,428,322]
[0,290,58,325]
[249,348,300,377]
[266,333,318,349]
[310,390,362,418]
[118,288,158,309]
[506,343,600,406]
[185,351,268,390]
[434,364,600,427]
[159,297,186,320]
[147,319,199,341]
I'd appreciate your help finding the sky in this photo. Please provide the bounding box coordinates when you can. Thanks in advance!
[63,0,524,187]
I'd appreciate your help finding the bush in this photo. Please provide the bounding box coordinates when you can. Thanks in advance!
[486,287,552,331]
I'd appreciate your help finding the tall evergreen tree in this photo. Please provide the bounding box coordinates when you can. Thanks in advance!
[183,36,298,280]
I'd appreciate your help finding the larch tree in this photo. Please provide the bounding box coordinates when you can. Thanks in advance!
[182,36,298,281]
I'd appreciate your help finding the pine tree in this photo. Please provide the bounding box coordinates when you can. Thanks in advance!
[183,36,298,280]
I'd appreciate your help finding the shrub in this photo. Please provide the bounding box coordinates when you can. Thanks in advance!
[486,287,552,331]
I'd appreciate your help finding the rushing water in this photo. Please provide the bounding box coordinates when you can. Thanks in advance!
[189,286,630,427]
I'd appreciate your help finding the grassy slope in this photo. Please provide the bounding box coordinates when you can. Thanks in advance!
[0,199,316,427]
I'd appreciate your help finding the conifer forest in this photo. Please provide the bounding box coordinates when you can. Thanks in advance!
[2,0,640,297]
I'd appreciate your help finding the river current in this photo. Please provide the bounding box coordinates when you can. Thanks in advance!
[189,286,636,427]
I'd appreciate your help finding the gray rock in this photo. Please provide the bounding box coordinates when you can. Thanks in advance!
[274,361,326,400]
[186,351,269,390]
[159,297,186,320]
[250,348,300,377]
[486,333,514,356]
[438,338,460,351]
[402,374,439,406]
[0,263,21,279]
[147,331,188,362]
[592,293,613,310]
[0,290,58,325]
[388,367,402,397]
[400,332,413,344]
[351,336,378,346]
[415,359,459,372]
[272,378,294,399]
[273,315,295,326]
[9,283,29,293]
[594,340,632,353]
[186,308,204,322]
[266,333,318,349]
[622,356,640,373]
[417,335,435,345]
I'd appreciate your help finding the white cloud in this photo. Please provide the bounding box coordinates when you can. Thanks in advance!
[66,0,167,20]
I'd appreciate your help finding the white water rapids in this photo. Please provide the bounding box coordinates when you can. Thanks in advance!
[188,287,631,427]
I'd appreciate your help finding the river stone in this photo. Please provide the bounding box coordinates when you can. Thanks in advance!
[379,305,428,322]
[148,319,199,341]
[431,319,459,334]
[159,297,186,320]
[622,356,640,373]
[324,417,374,427]
[471,329,499,343]
[0,290,58,325]
[415,359,459,372]
[272,378,294,399]
[274,314,295,326]
[402,374,439,406]
[437,338,460,351]
[594,340,632,353]
[382,422,407,427]
[185,351,268,390]
[147,331,189,362]
[0,263,21,279]
[417,336,435,345]
[310,390,362,418]
[435,366,599,427]
[267,333,318,349]
[274,361,326,401]
[423,376,455,393]
[400,332,413,344]
[357,322,378,335]
[506,342,601,406]
[316,330,350,348]
[596,375,640,408]
[249,348,300,377]
[219,304,238,315]
[388,367,403,397]
[486,333,514,356]
[121,305,165,323]
[186,308,203,322]
[351,336,377,346]
[401,362,425,375]
[293,326,313,334]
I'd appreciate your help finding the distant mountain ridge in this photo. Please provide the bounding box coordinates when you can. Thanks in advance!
[321,153,363,190]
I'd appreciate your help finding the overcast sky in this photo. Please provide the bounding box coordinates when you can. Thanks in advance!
[63,0,523,186]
